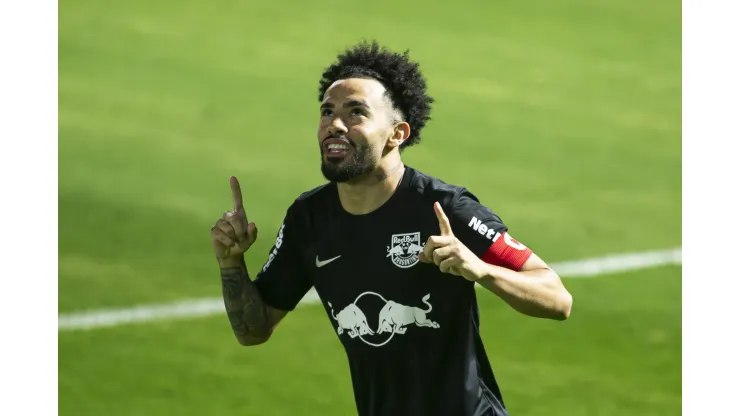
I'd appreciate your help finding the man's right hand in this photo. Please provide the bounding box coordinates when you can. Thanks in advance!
[211,176,258,266]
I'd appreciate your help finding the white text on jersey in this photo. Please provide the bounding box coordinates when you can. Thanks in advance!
[468,216,502,241]
[262,223,286,272]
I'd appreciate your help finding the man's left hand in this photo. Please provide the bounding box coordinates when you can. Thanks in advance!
[419,202,485,282]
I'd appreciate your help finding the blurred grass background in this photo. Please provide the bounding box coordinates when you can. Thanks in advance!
[59,0,681,414]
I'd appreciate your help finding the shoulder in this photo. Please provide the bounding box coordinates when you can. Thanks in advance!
[405,166,506,230]
[267,183,334,242]
[285,182,334,214]
[404,167,481,211]
[276,182,337,236]
[295,182,333,202]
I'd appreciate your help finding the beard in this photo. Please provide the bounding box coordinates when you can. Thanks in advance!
[320,141,378,183]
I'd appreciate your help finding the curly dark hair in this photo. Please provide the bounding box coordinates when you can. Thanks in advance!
[318,40,434,149]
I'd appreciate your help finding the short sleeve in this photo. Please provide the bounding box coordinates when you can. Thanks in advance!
[447,189,532,271]
[253,203,311,311]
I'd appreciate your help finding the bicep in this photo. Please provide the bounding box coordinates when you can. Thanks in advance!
[519,251,549,272]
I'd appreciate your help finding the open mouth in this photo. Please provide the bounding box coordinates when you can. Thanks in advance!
[323,138,352,159]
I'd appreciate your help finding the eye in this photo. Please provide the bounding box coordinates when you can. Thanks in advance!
[321,108,333,117]
[350,108,366,117]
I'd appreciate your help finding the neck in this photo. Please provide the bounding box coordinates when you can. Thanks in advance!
[336,154,406,215]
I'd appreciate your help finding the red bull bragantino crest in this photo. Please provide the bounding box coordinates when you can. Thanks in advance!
[386,232,425,268]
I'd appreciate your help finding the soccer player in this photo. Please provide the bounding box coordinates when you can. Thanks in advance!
[211,40,573,416]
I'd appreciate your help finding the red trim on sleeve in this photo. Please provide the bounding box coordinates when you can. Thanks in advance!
[481,232,532,270]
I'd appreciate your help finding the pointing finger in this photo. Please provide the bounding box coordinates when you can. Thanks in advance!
[230,176,244,212]
[434,202,453,236]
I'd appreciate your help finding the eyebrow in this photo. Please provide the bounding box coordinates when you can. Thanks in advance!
[320,100,371,110]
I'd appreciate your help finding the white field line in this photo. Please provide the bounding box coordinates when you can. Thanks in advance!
[58,247,681,332]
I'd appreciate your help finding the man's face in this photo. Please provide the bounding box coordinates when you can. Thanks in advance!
[317,78,397,183]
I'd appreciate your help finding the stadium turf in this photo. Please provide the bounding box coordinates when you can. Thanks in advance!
[59,0,681,414]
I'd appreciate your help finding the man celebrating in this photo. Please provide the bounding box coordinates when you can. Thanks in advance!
[211,40,573,416]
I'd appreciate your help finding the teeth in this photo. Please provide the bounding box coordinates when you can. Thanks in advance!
[328,144,349,151]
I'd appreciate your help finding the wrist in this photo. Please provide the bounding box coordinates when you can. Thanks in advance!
[218,255,245,270]
[464,258,487,282]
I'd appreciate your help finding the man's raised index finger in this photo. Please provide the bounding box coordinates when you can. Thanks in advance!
[434,201,454,236]
[230,176,244,211]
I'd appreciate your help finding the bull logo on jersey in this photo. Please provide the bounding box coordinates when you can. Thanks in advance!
[327,292,440,347]
[327,302,375,338]
[386,232,425,268]
[377,294,439,334]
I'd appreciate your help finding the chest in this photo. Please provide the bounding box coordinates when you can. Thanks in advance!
[304,212,473,350]
[308,211,454,293]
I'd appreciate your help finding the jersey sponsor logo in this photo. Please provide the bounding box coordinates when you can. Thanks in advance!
[328,292,440,347]
[386,232,425,268]
[261,222,285,272]
[468,216,503,241]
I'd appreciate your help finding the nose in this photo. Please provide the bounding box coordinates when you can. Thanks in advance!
[328,117,348,137]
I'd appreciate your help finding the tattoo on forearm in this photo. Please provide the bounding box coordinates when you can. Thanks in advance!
[220,267,269,339]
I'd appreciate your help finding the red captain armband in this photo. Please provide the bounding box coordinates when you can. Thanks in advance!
[481,232,533,271]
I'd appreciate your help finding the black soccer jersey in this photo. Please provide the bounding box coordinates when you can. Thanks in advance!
[253,166,531,416]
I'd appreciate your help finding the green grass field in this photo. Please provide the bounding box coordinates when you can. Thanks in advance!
[58,0,681,414]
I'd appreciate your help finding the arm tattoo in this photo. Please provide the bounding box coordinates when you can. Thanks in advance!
[220,266,270,340]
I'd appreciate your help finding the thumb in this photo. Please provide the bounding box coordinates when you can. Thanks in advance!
[434,202,453,236]
[234,223,258,250]
[245,222,258,244]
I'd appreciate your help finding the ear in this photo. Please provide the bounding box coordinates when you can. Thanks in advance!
[387,122,411,149]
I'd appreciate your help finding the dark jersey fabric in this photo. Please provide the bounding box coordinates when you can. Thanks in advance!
[254,166,520,416]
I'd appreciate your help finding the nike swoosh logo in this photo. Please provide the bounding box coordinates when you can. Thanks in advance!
[316,255,341,268]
